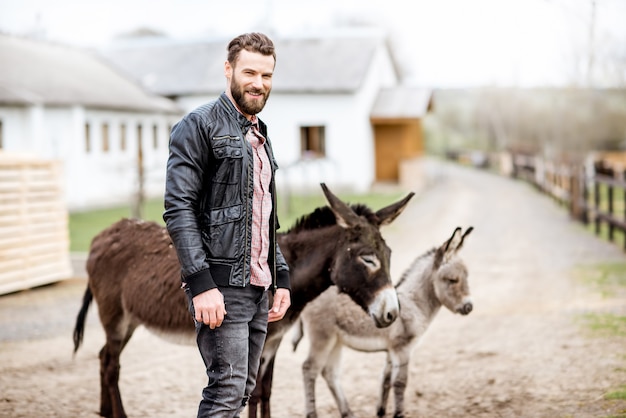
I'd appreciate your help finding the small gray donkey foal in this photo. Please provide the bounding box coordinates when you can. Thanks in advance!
[292,226,474,418]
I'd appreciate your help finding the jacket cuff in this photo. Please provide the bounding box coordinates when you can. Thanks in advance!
[275,269,290,291]
[184,269,217,298]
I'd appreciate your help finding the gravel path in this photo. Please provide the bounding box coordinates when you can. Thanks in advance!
[1,159,625,418]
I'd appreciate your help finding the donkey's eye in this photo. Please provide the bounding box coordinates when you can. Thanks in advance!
[446,278,459,285]
[359,254,380,270]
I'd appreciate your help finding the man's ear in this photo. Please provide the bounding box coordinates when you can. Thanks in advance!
[224,60,232,79]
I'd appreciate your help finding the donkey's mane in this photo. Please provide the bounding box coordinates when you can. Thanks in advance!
[394,247,437,288]
[286,203,378,233]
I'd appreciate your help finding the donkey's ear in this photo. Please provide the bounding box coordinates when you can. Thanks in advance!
[455,226,473,251]
[375,192,415,226]
[320,183,361,228]
[443,227,464,262]
[434,227,459,268]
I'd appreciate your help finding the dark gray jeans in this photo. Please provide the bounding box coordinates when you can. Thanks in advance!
[186,284,268,418]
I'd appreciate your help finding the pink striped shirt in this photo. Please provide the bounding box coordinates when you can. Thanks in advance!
[247,117,272,289]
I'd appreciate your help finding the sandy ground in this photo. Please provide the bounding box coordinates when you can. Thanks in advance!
[1,159,625,418]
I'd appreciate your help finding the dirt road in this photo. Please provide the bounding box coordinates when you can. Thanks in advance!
[1,159,625,417]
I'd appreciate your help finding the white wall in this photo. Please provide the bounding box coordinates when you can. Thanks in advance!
[0,37,401,210]
[172,40,398,195]
[0,103,179,211]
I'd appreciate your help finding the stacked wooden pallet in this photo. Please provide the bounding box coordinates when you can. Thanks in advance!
[0,154,72,295]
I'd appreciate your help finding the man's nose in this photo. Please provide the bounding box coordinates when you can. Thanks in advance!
[250,75,263,89]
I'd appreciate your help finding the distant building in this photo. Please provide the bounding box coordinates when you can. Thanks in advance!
[101,33,433,193]
[0,32,432,212]
[0,34,182,210]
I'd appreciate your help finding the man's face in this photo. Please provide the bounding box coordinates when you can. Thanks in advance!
[225,49,275,117]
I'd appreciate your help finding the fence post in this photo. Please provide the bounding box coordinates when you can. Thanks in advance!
[593,162,602,236]
[570,165,587,223]
[581,165,589,224]
[623,170,626,251]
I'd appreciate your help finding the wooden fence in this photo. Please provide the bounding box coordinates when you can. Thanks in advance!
[510,153,626,251]
[0,154,72,295]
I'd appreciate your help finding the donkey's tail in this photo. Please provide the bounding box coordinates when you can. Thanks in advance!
[291,317,304,352]
[73,285,93,354]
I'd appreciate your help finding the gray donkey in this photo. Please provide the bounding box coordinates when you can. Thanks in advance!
[292,227,474,418]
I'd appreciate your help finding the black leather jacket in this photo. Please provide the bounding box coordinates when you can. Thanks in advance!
[163,92,290,298]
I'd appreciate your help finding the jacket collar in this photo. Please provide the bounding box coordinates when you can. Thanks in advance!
[219,92,253,131]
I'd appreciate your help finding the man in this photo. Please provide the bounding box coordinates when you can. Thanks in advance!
[163,32,291,417]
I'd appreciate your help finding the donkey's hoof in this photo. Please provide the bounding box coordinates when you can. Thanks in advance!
[377,407,386,417]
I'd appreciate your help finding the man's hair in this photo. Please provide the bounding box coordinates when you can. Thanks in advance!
[227,32,276,66]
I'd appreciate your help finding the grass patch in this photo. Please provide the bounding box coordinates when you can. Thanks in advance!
[574,262,626,298]
[574,262,626,338]
[69,200,165,252]
[586,222,626,251]
[69,191,407,252]
[579,313,626,337]
[605,385,626,401]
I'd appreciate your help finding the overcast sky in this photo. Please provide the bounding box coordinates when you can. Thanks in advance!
[1,0,624,88]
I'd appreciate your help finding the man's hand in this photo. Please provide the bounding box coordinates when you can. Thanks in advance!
[268,288,291,323]
[193,288,226,329]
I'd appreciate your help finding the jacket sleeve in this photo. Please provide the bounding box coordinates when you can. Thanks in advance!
[274,241,291,290]
[163,114,217,297]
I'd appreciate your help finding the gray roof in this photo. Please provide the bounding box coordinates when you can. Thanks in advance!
[0,34,180,113]
[370,87,433,119]
[99,36,384,96]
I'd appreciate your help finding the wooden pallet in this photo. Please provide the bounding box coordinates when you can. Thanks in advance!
[0,154,72,295]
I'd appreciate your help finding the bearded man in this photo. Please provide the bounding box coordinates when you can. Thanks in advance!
[164,32,291,418]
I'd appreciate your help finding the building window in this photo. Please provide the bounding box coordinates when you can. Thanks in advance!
[102,123,110,152]
[137,124,143,153]
[300,125,326,158]
[120,123,127,151]
[85,122,91,153]
[152,124,158,150]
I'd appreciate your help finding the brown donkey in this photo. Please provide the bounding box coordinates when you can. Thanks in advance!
[292,227,474,418]
[73,183,414,418]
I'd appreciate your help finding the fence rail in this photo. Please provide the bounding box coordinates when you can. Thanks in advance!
[509,153,626,251]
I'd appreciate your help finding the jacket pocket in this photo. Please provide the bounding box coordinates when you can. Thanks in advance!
[210,136,243,207]
[201,205,243,259]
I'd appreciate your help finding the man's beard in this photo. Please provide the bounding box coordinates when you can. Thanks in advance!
[230,76,270,115]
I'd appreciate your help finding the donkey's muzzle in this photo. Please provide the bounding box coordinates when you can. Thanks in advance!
[369,287,400,328]
[458,302,473,315]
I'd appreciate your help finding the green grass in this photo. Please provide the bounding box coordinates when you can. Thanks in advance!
[68,190,407,252]
[605,385,626,401]
[574,262,626,338]
[586,183,626,249]
[574,262,626,298]
[68,201,165,252]
[579,313,626,337]
[591,183,626,221]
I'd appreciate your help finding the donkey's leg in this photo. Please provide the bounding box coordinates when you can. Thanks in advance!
[320,343,354,418]
[250,334,282,418]
[376,354,393,417]
[302,334,338,418]
[98,345,113,417]
[390,352,411,418]
[99,338,128,418]
[259,356,275,418]
[99,324,136,418]
[248,376,261,418]
[247,354,275,418]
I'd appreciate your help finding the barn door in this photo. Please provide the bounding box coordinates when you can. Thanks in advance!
[374,124,404,181]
